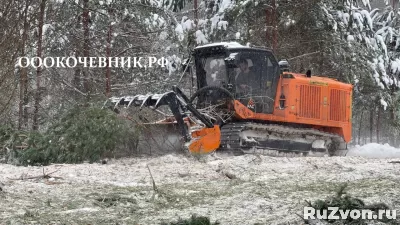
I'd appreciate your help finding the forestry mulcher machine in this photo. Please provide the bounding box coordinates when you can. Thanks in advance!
[109,42,352,156]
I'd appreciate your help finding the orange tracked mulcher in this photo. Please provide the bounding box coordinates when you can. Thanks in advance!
[111,42,352,156]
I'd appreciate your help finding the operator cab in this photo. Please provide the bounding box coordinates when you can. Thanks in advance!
[194,42,280,113]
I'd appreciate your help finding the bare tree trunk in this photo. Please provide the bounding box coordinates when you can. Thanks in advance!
[389,106,396,146]
[376,105,381,144]
[358,110,364,145]
[73,10,82,97]
[271,0,278,52]
[389,88,398,146]
[194,0,198,26]
[82,0,90,98]
[32,0,46,130]
[105,10,112,97]
[393,0,399,12]
[18,1,30,130]
[370,105,374,143]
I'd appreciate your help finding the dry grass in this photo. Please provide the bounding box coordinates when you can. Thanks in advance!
[0,154,399,224]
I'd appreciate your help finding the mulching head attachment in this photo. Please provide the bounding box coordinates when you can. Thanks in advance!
[107,86,225,155]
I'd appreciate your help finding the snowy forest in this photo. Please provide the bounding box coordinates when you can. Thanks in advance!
[2,1,400,224]
[1,0,400,163]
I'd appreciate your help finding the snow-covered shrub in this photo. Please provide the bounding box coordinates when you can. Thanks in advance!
[161,215,220,225]
[0,126,28,163]
[307,184,394,224]
[14,106,138,166]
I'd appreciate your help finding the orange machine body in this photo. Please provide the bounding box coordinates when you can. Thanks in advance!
[234,72,353,143]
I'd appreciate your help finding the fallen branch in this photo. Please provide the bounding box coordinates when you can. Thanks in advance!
[388,161,400,164]
[8,168,61,180]
[307,161,319,169]
[249,154,262,164]
[147,164,158,192]
[288,51,321,61]
[222,170,237,180]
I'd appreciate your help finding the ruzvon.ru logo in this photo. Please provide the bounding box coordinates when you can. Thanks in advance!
[304,207,396,220]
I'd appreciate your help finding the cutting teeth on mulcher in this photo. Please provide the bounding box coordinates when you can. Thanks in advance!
[219,122,347,157]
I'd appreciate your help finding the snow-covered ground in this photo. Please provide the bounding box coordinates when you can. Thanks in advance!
[347,143,400,158]
[1,144,400,225]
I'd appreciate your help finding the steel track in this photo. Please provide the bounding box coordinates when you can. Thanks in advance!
[219,122,347,157]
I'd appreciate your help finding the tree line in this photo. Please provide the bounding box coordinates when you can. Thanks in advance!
[0,0,399,146]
